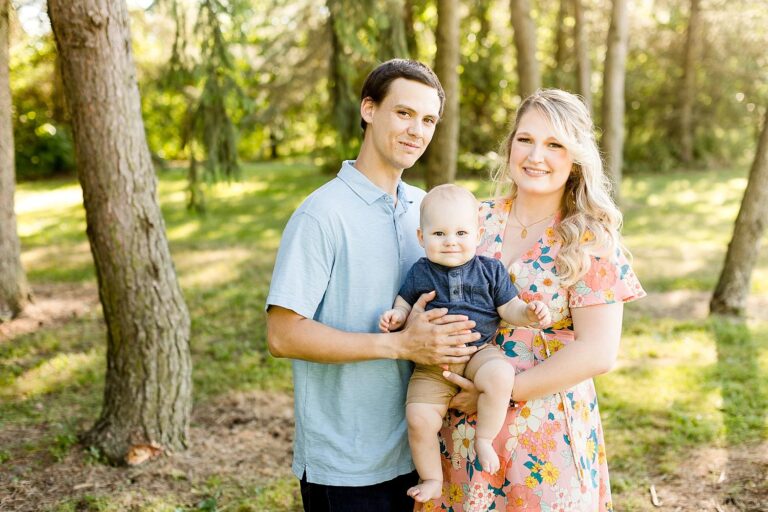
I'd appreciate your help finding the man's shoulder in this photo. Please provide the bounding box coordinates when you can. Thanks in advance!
[294,177,350,217]
[401,180,426,202]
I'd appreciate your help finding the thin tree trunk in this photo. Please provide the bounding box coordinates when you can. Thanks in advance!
[379,0,408,60]
[0,0,30,321]
[510,0,541,99]
[679,0,701,165]
[710,113,768,316]
[327,0,358,165]
[553,0,569,88]
[48,0,191,463]
[425,0,460,189]
[573,0,592,112]
[404,0,418,58]
[600,0,628,202]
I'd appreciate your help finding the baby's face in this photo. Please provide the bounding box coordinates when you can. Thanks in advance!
[418,200,480,268]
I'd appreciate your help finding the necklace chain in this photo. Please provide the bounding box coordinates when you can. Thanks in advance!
[512,201,557,239]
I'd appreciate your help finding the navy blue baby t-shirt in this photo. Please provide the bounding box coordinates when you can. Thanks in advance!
[398,255,518,347]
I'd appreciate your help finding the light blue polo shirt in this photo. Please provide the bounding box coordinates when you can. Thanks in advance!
[266,160,425,486]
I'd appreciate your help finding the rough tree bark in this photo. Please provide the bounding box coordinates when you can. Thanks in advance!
[425,0,460,189]
[601,0,628,202]
[573,0,592,112]
[510,0,541,99]
[710,113,768,316]
[0,0,30,321]
[47,0,191,462]
[679,0,701,165]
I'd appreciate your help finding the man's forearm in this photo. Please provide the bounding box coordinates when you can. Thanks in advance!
[267,306,403,363]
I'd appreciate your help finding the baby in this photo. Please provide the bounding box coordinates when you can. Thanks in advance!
[380,184,551,502]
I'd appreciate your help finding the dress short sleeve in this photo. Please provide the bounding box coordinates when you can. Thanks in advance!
[568,248,646,308]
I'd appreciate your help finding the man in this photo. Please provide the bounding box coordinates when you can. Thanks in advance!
[266,59,480,512]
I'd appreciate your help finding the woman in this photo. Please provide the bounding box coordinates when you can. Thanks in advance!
[418,89,645,512]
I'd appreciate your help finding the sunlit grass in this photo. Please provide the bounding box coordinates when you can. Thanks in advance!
[5,162,768,511]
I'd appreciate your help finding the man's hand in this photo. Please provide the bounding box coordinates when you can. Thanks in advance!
[444,370,479,415]
[397,291,481,366]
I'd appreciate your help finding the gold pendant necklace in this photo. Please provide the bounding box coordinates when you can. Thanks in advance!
[512,201,557,239]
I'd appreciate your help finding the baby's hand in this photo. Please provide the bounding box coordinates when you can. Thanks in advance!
[379,309,407,333]
[526,301,552,328]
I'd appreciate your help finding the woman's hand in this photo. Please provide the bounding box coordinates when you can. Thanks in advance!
[444,370,480,415]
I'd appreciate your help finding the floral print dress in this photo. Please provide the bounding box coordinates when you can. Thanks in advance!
[416,198,646,512]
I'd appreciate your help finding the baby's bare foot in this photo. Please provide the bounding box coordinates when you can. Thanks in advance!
[407,479,442,503]
[475,438,500,474]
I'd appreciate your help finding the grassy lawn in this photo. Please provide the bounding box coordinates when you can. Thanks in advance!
[2,161,767,511]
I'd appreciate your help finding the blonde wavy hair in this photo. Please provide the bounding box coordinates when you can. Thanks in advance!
[491,89,628,287]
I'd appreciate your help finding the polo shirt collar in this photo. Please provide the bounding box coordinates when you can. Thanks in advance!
[338,160,413,212]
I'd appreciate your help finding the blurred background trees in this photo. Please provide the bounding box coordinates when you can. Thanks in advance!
[6,0,767,181]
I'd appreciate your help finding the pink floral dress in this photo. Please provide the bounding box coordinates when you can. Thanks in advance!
[416,198,646,512]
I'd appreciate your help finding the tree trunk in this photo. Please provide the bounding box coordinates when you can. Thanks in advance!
[0,0,30,322]
[425,0,460,189]
[553,0,569,89]
[600,0,628,202]
[403,0,418,58]
[48,0,191,463]
[378,0,409,61]
[327,0,359,166]
[710,113,768,316]
[573,0,592,112]
[678,0,701,165]
[510,0,541,99]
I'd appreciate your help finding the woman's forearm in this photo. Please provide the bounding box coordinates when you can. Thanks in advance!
[511,302,624,402]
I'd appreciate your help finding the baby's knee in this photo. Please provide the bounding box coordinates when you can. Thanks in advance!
[406,403,446,432]
[480,361,515,391]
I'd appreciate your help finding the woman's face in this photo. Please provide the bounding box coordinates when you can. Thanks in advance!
[508,109,574,199]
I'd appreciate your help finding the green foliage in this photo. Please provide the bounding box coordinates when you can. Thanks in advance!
[9,32,74,180]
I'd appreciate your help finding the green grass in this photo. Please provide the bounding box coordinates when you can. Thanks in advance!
[3,162,768,511]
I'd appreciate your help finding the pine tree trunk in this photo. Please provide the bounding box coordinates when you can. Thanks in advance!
[510,0,541,99]
[425,0,460,189]
[553,0,569,89]
[710,113,768,316]
[404,0,418,58]
[378,0,408,61]
[327,0,358,165]
[573,0,592,112]
[601,0,628,202]
[0,0,30,322]
[48,0,191,463]
[679,0,701,165]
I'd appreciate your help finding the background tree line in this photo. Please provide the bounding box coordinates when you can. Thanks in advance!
[8,0,768,183]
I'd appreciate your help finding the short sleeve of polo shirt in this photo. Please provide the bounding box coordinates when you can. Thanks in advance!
[266,210,334,319]
[488,257,518,307]
[397,259,427,306]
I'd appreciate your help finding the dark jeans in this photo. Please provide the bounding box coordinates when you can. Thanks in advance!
[299,470,419,512]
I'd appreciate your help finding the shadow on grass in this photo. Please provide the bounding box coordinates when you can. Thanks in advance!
[712,317,768,445]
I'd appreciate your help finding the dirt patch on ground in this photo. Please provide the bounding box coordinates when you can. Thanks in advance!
[643,443,768,511]
[0,390,296,511]
[0,283,100,343]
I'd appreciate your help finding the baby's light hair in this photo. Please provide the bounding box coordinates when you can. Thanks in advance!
[420,184,479,229]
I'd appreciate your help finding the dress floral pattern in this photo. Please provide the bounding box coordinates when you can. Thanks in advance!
[416,198,645,512]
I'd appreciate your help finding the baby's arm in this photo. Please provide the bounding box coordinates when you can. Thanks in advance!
[497,297,552,328]
[379,296,413,333]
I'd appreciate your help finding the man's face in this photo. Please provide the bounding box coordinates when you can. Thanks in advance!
[361,78,442,172]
